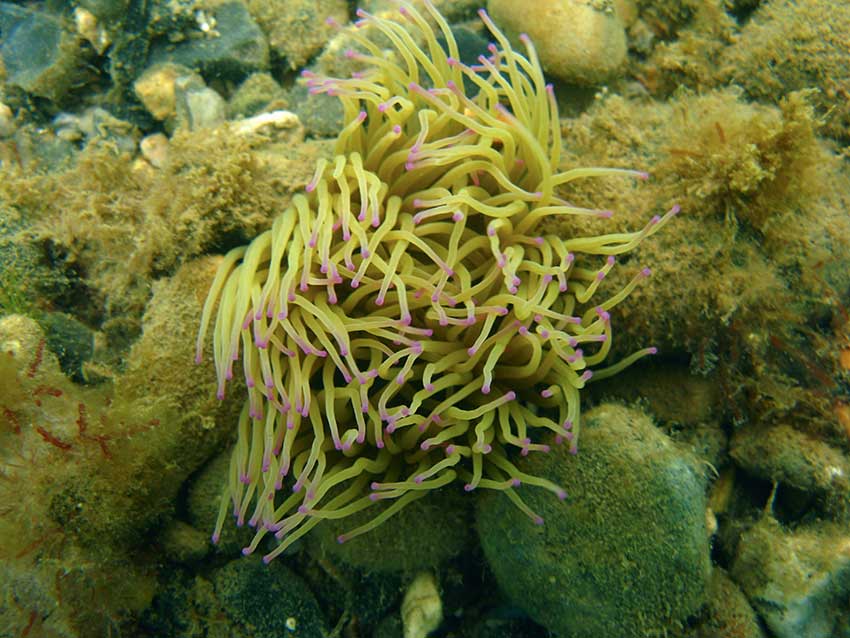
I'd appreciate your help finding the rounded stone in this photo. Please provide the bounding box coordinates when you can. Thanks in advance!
[477,403,711,638]
[212,556,327,638]
[487,0,627,85]
[306,485,473,572]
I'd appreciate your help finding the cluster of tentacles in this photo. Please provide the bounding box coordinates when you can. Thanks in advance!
[196,1,677,562]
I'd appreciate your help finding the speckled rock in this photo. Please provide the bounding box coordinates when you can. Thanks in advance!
[730,424,850,506]
[697,568,767,638]
[360,0,480,21]
[160,520,211,564]
[307,485,473,572]
[228,72,287,118]
[477,403,711,638]
[0,3,90,102]
[173,78,227,131]
[147,1,269,82]
[213,557,327,638]
[187,451,254,558]
[731,517,850,638]
[245,0,347,70]
[134,63,203,122]
[487,0,627,85]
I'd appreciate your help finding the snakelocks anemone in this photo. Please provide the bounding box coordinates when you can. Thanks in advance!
[196,1,678,563]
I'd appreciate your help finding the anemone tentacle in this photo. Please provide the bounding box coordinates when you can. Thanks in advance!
[197,0,676,562]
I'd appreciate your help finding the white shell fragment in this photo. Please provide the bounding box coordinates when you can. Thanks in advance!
[401,572,443,638]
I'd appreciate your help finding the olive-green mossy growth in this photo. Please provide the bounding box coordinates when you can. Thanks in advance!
[557,88,850,434]
[306,484,473,573]
[718,0,850,144]
[212,557,328,638]
[731,517,850,638]
[0,315,158,636]
[661,90,823,234]
[697,568,766,638]
[244,0,348,70]
[633,0,850,144]
[0,259,238,635]
[477,403,711,638]
[0,125,321,319]
[0,205,78,319]
[227,72,288,119]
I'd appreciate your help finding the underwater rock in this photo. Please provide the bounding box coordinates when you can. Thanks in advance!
[160,519,211,564]
[213,556,327,638]
[591,362,727,467]
[0,3,91,103]
[288,80,344,138]
[74,6,111,55]
[227,72,288,118]
[52,106,140,154]
[477,403,711,638]
[696,568,767,638]
[139,132,169,168]
[188,451,255,558]
[76,0,129,23]
[39,257,237,547]
[173,76,227,131]
[306,485,473,573]
[244,0,347,70]
[231,109,301,137]
[0,101,14,138]
[35,311,95,382]
[593,362,722,426]
[731,517,850,638]
[134,63,203,122]
[487,0,627,85]
[147,1,269,83]
[731,423,850,503]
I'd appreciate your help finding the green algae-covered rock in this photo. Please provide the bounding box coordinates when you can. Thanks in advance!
[0,4,89,103]
[307,484,473,573]
[477,403,711,638]
[147,1,269,82]
[213,556,327,638]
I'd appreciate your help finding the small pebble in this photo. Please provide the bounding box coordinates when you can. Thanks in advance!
[140,133,169,168]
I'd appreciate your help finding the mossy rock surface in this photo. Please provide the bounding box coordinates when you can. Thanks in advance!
[213,556,327,638]
[477,403,711,638]
[307,484,473,573]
